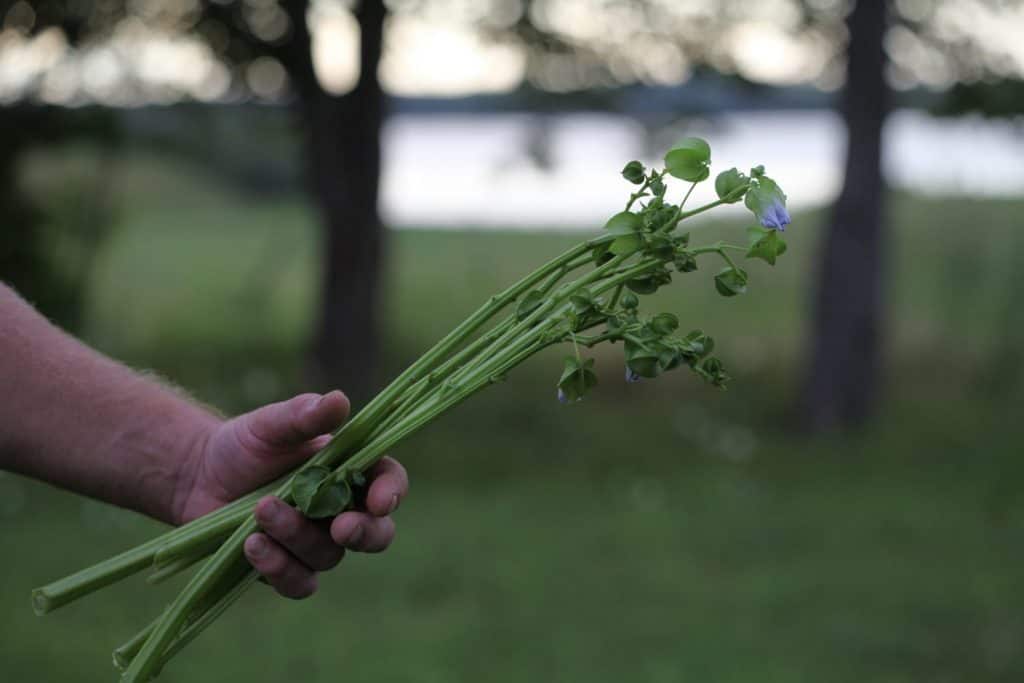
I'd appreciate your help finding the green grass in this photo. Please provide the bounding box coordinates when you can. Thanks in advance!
[5,150,1024,682]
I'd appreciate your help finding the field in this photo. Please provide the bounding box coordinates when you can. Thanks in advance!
[4,151,1024,682]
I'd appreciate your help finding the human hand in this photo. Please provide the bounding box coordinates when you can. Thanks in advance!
[173,391,408,598]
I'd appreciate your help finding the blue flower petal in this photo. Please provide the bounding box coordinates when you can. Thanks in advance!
[759,199,791,231]
[625,367,642,383]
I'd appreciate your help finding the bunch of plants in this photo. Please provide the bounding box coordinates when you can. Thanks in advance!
[33,137,790,681]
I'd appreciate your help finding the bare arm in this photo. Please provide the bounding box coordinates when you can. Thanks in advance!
[0,283,408,598]
[0,282,217,523]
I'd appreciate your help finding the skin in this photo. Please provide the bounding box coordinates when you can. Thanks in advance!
[0,283,407,599]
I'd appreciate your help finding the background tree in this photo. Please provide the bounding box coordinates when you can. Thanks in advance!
[0,0,387,400]
[799,0,891,431]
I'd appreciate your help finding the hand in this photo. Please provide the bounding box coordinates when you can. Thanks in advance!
[174,391,408,599]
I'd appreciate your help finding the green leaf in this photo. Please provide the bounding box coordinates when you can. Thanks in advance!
[674,252,698,273]
[626,277,659,295]
[620,291,639,309]
[516,290,544,320]
[645,234,675,260]
[570,289,596,315]
[625,350,661,379]
[291,467,353,519]
[700,357,731,388]
[291,466,331,513]
[714,267,748,297]
[626,267,671,295]
[592,242,613,266]
[306,480,352,519]
[745,226,788,265]
[682,330,714,358]
[604,211,641,235]
[664,137,711,182]
[557,356,598,402]
[621,160,645,184]
[610,233,643,255]
[650,176,667,197]
[714,168,748,203]
[650,312,679,335]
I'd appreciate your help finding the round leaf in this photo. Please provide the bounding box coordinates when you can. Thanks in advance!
[305,480,352,519]
[610,233,643,255]
[604,211,641,235]
[714,267,748,297]
[651,312,679,335]
[714,168,748,203]
[291,466,332,514]
[621,160,645,184]
[664,137,711,182]
[626,352,661,378]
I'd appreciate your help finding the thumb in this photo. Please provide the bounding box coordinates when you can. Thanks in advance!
[241,390,350,452]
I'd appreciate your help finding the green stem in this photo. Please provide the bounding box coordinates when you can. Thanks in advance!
[31,485,270,615]
[679,182,697,209]
[718,248,740,271]
[676,197,728,223]
[609,282,624,309]
[151,572,260,675]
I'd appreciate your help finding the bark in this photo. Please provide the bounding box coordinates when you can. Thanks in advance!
[799,0,891,431]
[281,0,387,403]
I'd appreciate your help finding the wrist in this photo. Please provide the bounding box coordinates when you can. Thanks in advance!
[166,415,220,526]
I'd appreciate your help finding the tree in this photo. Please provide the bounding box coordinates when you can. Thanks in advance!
[1,0,387,400]
[799,0,890,431]
[279,0,387,403]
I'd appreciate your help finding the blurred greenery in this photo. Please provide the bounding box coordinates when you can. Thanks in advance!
[4,149,1024,682]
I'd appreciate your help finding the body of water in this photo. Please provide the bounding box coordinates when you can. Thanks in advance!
[379,110,1024,229]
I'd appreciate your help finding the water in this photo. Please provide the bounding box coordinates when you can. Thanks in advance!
[379,109,1024,230]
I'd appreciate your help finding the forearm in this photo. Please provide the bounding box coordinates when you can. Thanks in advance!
[0,283,221,524]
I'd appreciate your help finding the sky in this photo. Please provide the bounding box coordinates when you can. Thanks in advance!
[1,0,1023,106]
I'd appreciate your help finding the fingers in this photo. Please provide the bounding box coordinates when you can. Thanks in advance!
[330,512,396,553]
[363,456,409,517]
[244,455,408,599]
[328,456,405,552]
[255,497,344,571]
[242,391,350,451]
[244,533,318,599]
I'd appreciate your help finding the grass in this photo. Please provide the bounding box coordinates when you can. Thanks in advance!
[5,149,1024,682]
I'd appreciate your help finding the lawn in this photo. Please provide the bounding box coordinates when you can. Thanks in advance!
[4,151,1024,682]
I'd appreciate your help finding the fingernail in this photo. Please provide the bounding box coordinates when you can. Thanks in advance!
[388,494,400,514]
[246,535,268,559]
[348,525,364,547]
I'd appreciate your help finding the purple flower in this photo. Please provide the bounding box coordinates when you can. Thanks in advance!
[625,367,642,383]
[557,388,569,404]
[759,198,790,232]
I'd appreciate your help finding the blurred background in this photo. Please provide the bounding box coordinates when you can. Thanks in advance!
[3,0,1024,680]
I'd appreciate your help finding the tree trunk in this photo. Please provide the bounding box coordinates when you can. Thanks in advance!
[282,0,387,404]
[799,0,890,431]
